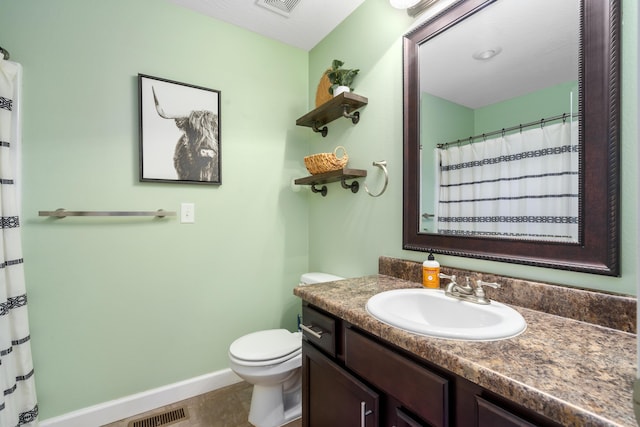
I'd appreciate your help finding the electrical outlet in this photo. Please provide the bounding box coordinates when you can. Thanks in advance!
[181,203,195,224]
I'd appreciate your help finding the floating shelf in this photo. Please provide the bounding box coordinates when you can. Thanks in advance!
[296,92,368,137]
[295,168,367,197]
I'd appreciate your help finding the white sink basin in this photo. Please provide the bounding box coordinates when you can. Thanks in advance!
[366,288,526,341]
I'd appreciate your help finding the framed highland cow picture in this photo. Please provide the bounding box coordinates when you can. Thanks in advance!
[139,74,221,185]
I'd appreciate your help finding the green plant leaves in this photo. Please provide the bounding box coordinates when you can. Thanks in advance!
[325,59,359,94]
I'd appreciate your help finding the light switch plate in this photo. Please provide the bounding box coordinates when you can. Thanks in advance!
[181,203,195,224]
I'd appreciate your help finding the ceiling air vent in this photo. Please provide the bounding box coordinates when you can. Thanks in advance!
[256,0,301,17]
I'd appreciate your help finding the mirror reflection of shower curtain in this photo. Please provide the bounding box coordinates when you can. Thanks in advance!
[436,120,579,242]
[0,59,39,426]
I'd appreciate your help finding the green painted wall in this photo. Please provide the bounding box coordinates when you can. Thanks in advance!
[308,0,637,295]
[474,81,579,134]
[422,93,474,146]
[420,93,474,231]
[0,0,309,420]
[421,80,578,148]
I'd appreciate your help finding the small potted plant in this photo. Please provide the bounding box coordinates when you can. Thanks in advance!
[325,59,360,97]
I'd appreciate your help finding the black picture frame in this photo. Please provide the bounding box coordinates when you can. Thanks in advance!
[139,74,221,185]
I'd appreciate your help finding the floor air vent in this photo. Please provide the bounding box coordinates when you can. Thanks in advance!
[127,407,189,427]
[256,0,301,17]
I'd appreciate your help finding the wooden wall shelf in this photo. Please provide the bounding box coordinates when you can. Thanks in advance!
[296,92,368,137]
[294,168,367,196]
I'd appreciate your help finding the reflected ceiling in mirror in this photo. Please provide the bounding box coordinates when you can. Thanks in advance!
[402,0,620,275]
[420,0,579,109]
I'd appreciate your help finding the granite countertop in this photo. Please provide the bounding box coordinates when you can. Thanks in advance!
[294,274,637,427]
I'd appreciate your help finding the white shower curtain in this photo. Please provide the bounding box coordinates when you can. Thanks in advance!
[0,59,39,426]
[436,120,579,242]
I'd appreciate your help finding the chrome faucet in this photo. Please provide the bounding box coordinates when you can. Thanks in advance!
[439,274,501,305]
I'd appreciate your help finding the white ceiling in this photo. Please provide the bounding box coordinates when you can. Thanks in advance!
[168,0,366,51]
[168,0,579,109]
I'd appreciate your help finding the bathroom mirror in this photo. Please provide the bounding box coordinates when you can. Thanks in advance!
[402,0,620,275]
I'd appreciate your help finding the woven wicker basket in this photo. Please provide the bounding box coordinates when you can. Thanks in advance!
[304,146,349,175]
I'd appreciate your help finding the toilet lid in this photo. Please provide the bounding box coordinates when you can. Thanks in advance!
[229,329,302,362]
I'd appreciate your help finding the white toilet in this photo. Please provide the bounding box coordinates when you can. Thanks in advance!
[228,272,344,427]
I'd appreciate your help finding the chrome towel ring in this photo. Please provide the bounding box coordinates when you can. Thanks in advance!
[364,161,388,197]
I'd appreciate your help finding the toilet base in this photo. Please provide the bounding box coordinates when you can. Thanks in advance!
[247,370,301,427]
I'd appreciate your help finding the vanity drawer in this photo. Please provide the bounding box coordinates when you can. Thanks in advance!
[345,328,449,427]
[301,305,336,357]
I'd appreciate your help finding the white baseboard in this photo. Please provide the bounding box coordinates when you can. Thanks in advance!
[40,369,242,427]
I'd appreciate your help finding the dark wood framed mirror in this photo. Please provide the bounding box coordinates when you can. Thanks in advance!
[402,0,620,275]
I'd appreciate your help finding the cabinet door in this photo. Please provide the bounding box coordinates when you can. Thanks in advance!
[344,328,449,427]
[396,407,429,427]
[476,397,537,427]
[303,341,379,427]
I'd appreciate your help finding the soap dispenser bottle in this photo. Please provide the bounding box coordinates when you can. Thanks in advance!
[422,252,440,288]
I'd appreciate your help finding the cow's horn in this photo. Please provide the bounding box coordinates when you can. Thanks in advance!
[152,86,181,119]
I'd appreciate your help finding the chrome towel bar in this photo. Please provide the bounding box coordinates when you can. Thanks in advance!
[38,209,175,218]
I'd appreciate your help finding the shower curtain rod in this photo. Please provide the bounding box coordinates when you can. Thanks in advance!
[0,46,9,60]
[436,112,578,149]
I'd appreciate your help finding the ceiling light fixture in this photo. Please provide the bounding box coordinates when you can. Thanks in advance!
[472,47,502,61]
[390,0,440,17]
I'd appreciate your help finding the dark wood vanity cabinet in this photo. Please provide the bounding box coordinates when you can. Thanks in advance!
[301,303,562,427]
[303,341,380,426]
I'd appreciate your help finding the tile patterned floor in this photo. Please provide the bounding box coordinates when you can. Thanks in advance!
[102,381,302,427]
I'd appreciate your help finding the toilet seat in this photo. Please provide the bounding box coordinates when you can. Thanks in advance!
[229,329,302,366]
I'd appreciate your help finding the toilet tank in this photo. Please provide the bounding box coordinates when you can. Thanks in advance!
[299,272,344,285]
